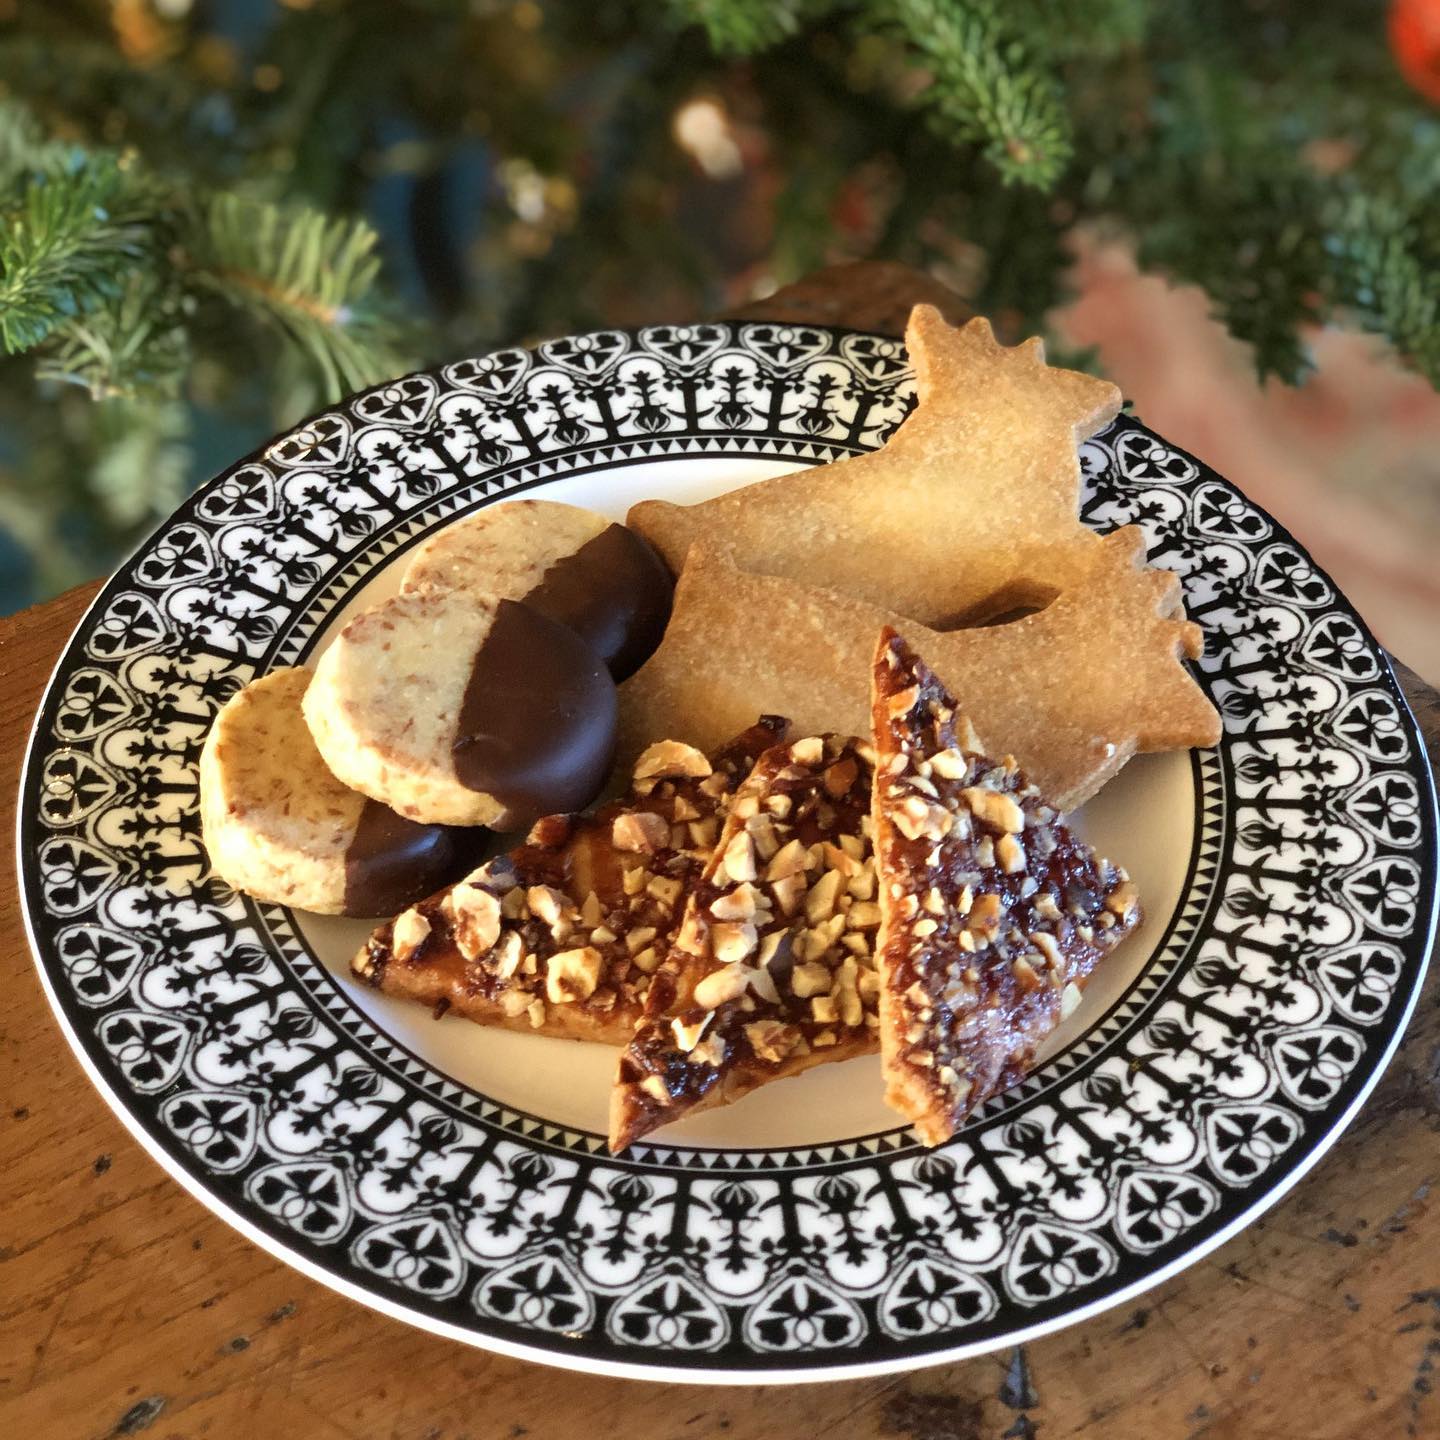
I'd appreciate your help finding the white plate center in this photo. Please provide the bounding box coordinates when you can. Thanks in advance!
[291,457,1198,1149]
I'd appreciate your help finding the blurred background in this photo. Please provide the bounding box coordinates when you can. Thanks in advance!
[2,0,1439,677]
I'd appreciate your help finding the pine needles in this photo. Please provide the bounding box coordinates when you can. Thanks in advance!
[0,155,153,355]
[2,0,1440,606]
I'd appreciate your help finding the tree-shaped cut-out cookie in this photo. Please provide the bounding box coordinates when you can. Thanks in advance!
[617,533,1219,812]
[629,305,1123,625]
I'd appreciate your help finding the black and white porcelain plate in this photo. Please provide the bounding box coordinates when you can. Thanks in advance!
[18,322,1438,1382]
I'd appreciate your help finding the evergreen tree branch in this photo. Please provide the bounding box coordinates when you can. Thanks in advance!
[663,0,834,54]
[878,0,1074,189]
[0,154,157,355]
[35,270,190,399]
[180,194,412,400]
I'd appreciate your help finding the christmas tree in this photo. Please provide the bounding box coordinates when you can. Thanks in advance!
[2,0,1437,606]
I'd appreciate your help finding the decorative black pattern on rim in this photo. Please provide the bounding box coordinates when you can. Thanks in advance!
[19,321,1437,1379]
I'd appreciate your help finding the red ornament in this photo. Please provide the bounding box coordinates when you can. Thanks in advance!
[1390,0,1440,104]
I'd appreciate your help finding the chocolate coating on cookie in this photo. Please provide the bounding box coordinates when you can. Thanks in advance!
[342,801,473,917]
[522,523,673,679]
[453,599,619,826]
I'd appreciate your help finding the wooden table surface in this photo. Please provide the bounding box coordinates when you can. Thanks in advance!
[4,269,1440,1440]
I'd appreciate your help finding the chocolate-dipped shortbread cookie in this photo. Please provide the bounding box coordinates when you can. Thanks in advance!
[402,500,672,679]
[353,717,787,1043]
[200,668,469,916]
[305,588,618,829]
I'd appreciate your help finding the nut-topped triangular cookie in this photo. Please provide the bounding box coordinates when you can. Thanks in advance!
[869,628,1141,1146]
[353,716,786,1044]
[629,306,1122,625]
[609,733,880,1151]
[618,530,1218,812]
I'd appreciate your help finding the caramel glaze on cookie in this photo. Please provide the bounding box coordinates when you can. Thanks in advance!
[869,628,1141,1145]
[354,716,789,1043]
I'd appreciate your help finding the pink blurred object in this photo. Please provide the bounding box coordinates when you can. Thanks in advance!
[1060,240,1440,684]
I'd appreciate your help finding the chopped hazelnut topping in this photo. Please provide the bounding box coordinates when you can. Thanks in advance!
[641,1074,671,1103]
[526,884,569,931]
[721,830,758,884]
[929,748,968,780]
[1011,956,1041,990]
[1106,881,1140,921]
[744,1020,798,1064]
[1032,931,1062,970]
[821,841,862,877]
[765,793,793,818]
[500,988,530,1018]
[710,884,760,921]
[579,890,604,928]
[789,736,824,765]
[848,867,876,901]
[996,833,1026,874]
[546,946,603,1003]
[811,994,838,1024]
[634,739,712,780]
[391,908,431,961]
[771,871,808,917]
[1060,981,1084,1019]
[671,1011,713,1052]
[967,893,1003,943]
[747,813,781,861]
[791,962,832,998]
[710,920,758,965]
[766,837,810,880]
[693,961,751,1009]
[804,869,844,925]
[846,900,881,930]
[962,786,1025,834]
[647,874,683,907]
[613,810,671,853]
[622,866,650,896]
[492,929,524,980]
[448,883,501,961]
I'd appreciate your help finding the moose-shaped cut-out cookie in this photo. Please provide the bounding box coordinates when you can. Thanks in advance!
[629,306,1127,626]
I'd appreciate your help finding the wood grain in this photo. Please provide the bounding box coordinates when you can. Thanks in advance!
[4,273,1440,1439]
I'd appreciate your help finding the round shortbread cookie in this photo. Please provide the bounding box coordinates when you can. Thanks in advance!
[400,499,672,679]
[200,668,467,916]
[304,589,618,829]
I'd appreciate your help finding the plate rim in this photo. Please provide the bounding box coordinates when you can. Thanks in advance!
[16,321,1439,1382]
